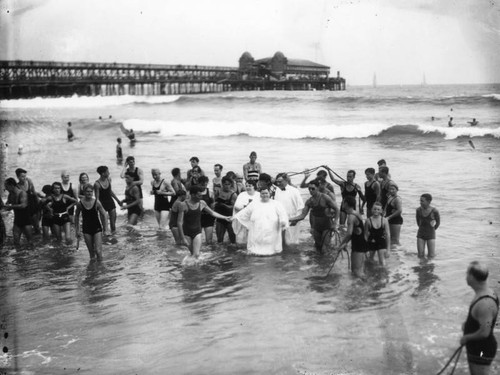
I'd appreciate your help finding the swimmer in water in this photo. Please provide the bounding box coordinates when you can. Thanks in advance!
[468,118,479,127]
[448,117,454,127]
[67,122,74,141]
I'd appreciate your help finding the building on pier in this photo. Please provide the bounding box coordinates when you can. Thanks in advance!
[0,52,345,99]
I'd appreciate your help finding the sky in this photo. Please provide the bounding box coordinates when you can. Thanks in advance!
[0,0,499,85]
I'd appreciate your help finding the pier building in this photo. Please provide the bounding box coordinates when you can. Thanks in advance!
[0,52,345,99]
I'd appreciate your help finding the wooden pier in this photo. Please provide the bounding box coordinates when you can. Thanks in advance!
[0,54,346,99]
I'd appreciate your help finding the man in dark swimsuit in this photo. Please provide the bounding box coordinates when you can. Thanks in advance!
[363,167,380,217]
[461,261,499,375]
[289,179,339,253]
[214,176,237,244]
[120,156,144,213]
[4,177,33,246]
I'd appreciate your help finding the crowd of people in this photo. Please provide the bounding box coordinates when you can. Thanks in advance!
[1,152,442,268]
[1,147,498,374]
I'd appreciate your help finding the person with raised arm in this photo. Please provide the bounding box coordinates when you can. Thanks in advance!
[416,193,440,258]
[150,168,175,230]
[326,168,365,225]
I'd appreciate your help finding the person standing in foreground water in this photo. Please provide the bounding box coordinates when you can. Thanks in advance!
[75,183,107,260]
[461,261,498,375]
[3,178,33,246]
[67,122,74,141]
[416,193,440,258]
[178,185,231,259]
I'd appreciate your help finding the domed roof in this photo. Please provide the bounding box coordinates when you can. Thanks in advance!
[273,51,286,59]
[240,51,253,59]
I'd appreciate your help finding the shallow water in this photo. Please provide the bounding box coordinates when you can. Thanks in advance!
[1,85,499,374]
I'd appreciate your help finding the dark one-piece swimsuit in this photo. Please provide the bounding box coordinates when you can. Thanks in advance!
[81,200,103,235]
[464,294,499,365]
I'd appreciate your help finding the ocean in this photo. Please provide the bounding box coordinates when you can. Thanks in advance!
[0,83,499,374]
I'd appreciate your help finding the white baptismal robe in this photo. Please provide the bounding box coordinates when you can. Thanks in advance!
[274,185,304,245]
[235,199,289,255]
[232,191,257,244]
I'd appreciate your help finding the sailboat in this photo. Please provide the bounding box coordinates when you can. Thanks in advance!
[421,73,427,86]
[373,73,377,88]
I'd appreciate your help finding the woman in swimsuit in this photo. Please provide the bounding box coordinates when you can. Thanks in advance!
[327,169,365,225]
[94,166,121,234]
[150,168,175,230]
[197,175,215,244]
[48,182,77,244]
[169,190,187,245]
[75,183,108,260]
[78,172,90,199]
[337,196,367,278]
[416,193,440,258]
[385,182,403,247]
[177,185,231,259]
[364,202,390,266]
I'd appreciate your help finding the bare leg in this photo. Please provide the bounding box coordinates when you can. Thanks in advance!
[171,227,181,244]
[159,211,169,230]
[390,224,401,246]
[93,232,103,260]
[351,251,365,278]
[427,239,436,258]
[63,222,72,244]
[52,225,62,241]
[377,249,386,266]
[154,210,161,228]
[128,213,139,225]
[83,233,96,259]
[204,226,214,244]
[417,238,426,258]
[109,209,117,233]
[191,233,203,258]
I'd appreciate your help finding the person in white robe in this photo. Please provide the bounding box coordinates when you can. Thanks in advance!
[232,180,258,244]
[274,173,304,245]
[234,188,288,256]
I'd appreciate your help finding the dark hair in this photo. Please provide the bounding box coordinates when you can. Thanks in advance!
[275,173,288,181]
[52,181,63,192]
[42,184,52,195]
[4,177,17,187]
[117,137,122,142]
[189,156,199,163]
[316,170,327,178]
[365,167,375,175]
[250,151,257,157]
[189,185,203,195]
[468,261,488,282]
[379,166,389,174]
[344,195,357,209]
[171,168,180,177]
[97,166,108,175]
[198,176,209,185]
[377,159,386,166]
[245,180,257,189]
[347,170,356,178]
[258,173,272,183]
[222,176,233,185]
[125,156,135,163]
[176,189,187,197]
[214,163,223,170]
[79,172,89,182]
[308,179,320,187]
[420,193,432,202]
[225,171,236,179]
[15,168,27,177]
[192,166,202,173]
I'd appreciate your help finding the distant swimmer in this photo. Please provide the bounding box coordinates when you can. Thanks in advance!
[116,138,123,161]
[468,118,479,127]
[127,128,136,142]
[67,122,74,141]
[448,117,454,127]
[17,144,23,155]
